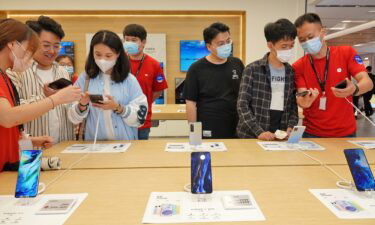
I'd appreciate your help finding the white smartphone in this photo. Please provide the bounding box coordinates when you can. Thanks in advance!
[287,126,306,144]
[189,122,202,146]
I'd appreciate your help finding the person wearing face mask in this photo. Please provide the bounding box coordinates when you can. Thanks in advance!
[56,54,78,83]
[237,19,298,140]
[123,24,168,140]
[68,30,148,141]
[293,13,373,138]
[183,22,244,139]
[0,19,81,172]
[7,16,77,144]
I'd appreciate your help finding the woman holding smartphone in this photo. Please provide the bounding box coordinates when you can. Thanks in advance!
[0,19,81,172]
[68,30,147,140]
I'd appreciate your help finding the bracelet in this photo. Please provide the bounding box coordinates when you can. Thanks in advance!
[47,97,55,109]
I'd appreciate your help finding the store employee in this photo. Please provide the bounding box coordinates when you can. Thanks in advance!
[183,22,244,139]
[293,13,373,138]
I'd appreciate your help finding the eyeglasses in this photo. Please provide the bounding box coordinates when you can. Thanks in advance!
[41,43,61,52]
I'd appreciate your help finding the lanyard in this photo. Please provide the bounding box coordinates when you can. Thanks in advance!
[308,47,330,94]
[0,68,24,132]
[131,54,145,77]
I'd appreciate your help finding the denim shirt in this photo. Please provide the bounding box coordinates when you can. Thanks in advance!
[68,72,148,141]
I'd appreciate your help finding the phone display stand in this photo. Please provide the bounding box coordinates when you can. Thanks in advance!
[190,193,212,202]
[364,189,375,198]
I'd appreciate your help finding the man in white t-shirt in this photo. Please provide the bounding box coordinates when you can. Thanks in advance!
[8,16,75,143]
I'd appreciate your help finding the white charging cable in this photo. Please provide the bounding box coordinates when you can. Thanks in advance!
[296,149,354,190]
[345,97,375,127]
[40,116,100,194]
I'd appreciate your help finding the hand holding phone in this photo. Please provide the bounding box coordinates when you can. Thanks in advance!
[335,80,347,89]
[48,78,73,90]
[89,94,104,104]
[296,90,310,97]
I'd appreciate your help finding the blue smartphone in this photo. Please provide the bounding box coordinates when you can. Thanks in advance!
[191,152,212,194]
[15,150,42,198]
[344,149,375,191]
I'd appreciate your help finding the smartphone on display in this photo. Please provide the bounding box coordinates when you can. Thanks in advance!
[191,152,212,194]
[286,126,306,144]
[89,94,104,104]
[344,148,375,191]
[189,122,202,146]
[335,80,347,89]
[295,90,310,97]
[15,150,42,198]
[48,78,72,90]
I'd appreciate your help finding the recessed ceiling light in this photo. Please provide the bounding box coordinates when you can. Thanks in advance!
[341,20,367,23]
[354,43,364,47]
[364,57,369,60]
[368,10,375,13]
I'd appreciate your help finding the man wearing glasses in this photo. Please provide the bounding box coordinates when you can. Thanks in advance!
[8,16,75,143]
[183,22,244,139]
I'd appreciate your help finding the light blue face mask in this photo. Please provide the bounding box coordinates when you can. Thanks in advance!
[216,42,232,59]
[64,66,74,75]
[301,36,322,55]
[123,41,139,55]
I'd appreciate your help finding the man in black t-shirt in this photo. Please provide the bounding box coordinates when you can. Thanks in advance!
[183,22,244,139]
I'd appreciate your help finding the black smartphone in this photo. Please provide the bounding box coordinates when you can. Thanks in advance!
[344,148,375,191]
[296,90,310,97]
[191,152,212,194]
[48,78,72,90]
[335,80,347,89]
[89,94,104,104]
[15,150,42,198]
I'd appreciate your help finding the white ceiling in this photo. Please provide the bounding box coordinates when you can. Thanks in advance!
[308,0,375,53]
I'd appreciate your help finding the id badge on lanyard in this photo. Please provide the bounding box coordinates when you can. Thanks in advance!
[319,93,327,111]
[309,48,330,111]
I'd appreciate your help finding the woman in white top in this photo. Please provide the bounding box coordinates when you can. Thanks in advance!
[68,30,148,140]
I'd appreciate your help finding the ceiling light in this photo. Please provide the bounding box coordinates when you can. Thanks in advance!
[341,20,367,23]
[364,57,369,60]
[368,10,375,13]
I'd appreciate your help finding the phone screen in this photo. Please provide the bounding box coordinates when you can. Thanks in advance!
[191,152,212,194]
[344,148,375,191]
[15,150,42,198]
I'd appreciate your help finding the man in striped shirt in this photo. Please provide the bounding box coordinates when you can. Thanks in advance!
[8,16,75,143]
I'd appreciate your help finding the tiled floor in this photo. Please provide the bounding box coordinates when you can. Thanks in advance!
[356,113,375,137]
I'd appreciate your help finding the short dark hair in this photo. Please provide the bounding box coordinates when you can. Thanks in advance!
[26,15,65,39]
[123,24,147,41]
[294,13,322,28]
[367,66,372,71]
[56,54,74,64]
[264,19,296,44]
[85,30,130,83]
[203,22,230,44]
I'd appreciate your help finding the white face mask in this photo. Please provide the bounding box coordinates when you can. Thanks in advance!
[95,59,116,74]
[276,49,293,63]
[11,42,32,72]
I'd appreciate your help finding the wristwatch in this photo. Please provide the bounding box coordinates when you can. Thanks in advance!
[353,83,359,96]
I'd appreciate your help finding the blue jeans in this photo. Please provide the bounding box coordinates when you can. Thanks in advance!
[138,128,151,140]
[303,132,356,138]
